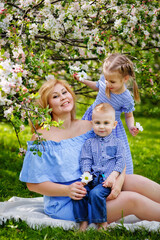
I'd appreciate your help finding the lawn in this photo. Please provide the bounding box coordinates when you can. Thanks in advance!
[0,117,159,239]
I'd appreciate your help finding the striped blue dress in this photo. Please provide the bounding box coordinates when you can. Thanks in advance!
[82,75,135,174]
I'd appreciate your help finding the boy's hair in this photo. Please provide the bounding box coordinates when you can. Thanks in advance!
[103,53,140,103]
[92,103,115,119]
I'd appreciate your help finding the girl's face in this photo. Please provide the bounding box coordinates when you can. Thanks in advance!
[105,71,128,94]
[48,83,74,118]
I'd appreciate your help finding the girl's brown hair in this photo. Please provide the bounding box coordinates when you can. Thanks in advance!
[30,78,76,132]
[103,53,140,103]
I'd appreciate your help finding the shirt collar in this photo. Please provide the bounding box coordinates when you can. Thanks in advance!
[95,132,113,142]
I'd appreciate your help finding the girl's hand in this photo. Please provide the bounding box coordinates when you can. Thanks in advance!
[73,72,80,81]
[129,126,139,136]
[68,181,87,200]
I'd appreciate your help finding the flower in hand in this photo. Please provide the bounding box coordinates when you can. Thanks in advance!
[136,122,143,132]
[81,172,93,185]
[76,71,88,82]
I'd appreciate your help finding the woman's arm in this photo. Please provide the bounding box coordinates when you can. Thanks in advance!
[125,112,139,136]
[27,181,87,200]
[107,167,126,200]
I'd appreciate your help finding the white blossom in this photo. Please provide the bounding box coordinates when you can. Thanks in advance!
[45,75,55,81]
[55,42,62,49]
[81,172,93,184]
[44,0,51,7]
[20,125,25,131]
[69,65,80,74]
[128,16,138,27]
[29,23,39,36]
[28,79,37,88]
[4,106,14,119]
[114,19,122,29]
[76,71,88,82]
[136,122,143,132]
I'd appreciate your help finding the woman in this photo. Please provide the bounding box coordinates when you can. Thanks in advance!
[20,78,160,224]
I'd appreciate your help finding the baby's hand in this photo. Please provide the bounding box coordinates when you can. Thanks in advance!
[129,126,139,137]
[103,171,119,188]
[103,178,114,188]
[103,175,115,188]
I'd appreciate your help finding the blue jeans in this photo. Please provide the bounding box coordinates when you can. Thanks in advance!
[72,175,111,223]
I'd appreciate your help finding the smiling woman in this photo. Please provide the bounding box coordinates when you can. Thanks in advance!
[19,78,160,227]
[36,79,76,123]
[48,83,74,120]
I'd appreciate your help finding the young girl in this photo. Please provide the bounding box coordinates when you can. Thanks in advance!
[74,53,140,174]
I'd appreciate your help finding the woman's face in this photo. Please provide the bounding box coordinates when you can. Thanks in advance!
[48,83,74,117]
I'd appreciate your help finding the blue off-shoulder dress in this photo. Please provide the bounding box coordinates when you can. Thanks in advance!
[19,130,95,221]
[82,75,135,174]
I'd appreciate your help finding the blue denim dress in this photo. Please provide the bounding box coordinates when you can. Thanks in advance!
[19,130,95,221]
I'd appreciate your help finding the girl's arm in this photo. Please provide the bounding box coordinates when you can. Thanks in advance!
[27,181,87,200]
[125,112,139,137]
[107,167,126,200]
[73,73,98,91]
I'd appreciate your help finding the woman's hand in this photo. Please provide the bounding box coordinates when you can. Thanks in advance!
[107,183,121,200]
[68,181,87,200]
[107,168,126,200]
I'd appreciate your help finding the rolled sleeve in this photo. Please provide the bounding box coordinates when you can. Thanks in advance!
[80,139,93,173]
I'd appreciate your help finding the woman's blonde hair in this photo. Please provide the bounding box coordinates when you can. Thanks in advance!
[103,53,140,103]
[30,78,76,132]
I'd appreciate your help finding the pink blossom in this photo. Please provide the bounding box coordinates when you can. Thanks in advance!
[150,78,154,85]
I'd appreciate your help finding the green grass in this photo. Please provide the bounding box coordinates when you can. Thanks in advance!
[0,118,160,239]
[0,219,160,240]
[123,117,160,182]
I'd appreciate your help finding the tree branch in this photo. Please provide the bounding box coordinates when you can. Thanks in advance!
[10,121,22,148]
[6,2,25,13]
[23,0,45,18]
[50,56,98,61]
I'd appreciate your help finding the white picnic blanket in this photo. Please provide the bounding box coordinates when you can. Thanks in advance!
[0,197,159,231]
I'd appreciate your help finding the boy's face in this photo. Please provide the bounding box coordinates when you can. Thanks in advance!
[92,111,117,137]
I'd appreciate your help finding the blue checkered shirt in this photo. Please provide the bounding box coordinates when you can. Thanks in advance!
[80,133,126,179]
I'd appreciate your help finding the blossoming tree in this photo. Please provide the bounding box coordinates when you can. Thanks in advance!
[0,0,159,149]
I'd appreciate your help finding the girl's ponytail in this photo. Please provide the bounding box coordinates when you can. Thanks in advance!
[133,80,140,103]
[103,53,141,103]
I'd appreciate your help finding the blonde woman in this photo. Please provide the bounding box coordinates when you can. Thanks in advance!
[20,78,160,225]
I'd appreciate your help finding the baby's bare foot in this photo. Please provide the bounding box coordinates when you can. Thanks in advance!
[97,222,108,231]
[79,221,88,232]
